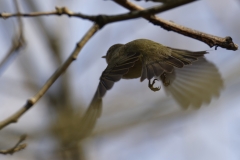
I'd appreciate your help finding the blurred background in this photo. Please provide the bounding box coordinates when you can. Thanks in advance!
[0,0,240,159]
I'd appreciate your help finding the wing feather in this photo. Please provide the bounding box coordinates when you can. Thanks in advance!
[147,65,155,80]
[151,63,164,77]
[163,58,223,109]
[140,65,147,82]
[98,52,140,98]
[141,45,208,81]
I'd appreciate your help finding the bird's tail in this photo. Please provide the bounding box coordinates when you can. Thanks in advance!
[169,47,208,65]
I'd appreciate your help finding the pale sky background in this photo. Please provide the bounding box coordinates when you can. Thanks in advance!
[0,0,240,160]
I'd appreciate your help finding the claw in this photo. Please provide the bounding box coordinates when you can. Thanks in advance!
[148,79,161,92]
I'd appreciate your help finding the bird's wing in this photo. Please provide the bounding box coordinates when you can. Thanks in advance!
[79,89,102,139]
[141,47,208,81]
[97,51,140,98]
[163,57,223,109]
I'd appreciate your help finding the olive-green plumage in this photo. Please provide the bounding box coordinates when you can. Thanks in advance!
[97,39,208,98]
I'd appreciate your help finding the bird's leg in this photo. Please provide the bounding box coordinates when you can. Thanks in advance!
[148,79,160,92]
[160,73,170,86]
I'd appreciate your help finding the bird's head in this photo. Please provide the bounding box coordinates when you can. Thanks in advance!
[102,44,123,64]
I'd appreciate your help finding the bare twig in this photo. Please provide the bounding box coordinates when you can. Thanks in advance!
[0,135,27,155]
[0,7,93,19]
[0,24,100,130]
[91,0,197,26]
[0,1,196,25]
[113,0,238,50]
[135,0,183,2]
[0,1,237,50]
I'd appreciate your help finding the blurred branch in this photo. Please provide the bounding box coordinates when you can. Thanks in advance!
[0,135,27,155]
[21,1,73,110]
[113,0,238,50]
[0,38,23,75]
[14,0,24,39]
[0,0,25,76]
[0,23,100,130]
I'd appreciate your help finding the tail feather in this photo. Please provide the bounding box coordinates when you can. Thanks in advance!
[171,48,208,65]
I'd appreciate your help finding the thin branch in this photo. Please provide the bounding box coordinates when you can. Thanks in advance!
[93,0,197,25]
[0,1,196,25]
[0,7,93,20]
[113,0,238,50]
[0,24,100,130]
[0,135,27,155]
[1,2,238,51]
[135,0,182,2]
[0,1,237,50]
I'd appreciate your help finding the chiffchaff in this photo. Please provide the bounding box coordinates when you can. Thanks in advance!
[92,39,223,108]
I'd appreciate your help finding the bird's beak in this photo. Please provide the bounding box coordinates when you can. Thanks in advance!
[102,55,106,58]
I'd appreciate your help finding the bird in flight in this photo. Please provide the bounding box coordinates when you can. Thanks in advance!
[93,39,223,108]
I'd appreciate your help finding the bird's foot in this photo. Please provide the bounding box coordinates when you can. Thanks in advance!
[148,79,161,92]
[160,73,170,86]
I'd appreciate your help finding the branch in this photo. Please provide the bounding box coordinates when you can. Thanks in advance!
[0,1,196,27]
[93,0,197,26]
[0,24,99,130]
[135,0,182,2]
[1,1,237,50]
[113,0,238,51]
[0,7,94,20]
[0,135,27,155]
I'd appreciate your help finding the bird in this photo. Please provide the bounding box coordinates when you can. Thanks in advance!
[92,39,223,108]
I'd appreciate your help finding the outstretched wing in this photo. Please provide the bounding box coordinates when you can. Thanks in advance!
[141,47,208,81]
[97,51,140,98]
[79,89,102,139]
[163,57,223,109]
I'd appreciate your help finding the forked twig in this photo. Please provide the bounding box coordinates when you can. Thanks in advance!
[0,135,27,155]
